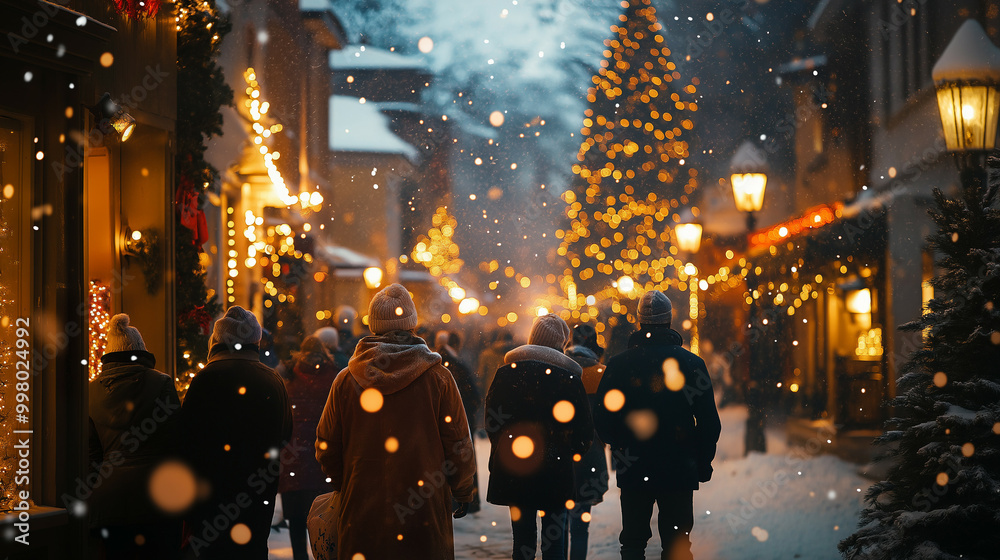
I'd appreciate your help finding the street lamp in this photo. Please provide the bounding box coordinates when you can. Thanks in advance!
[675,215,703,354]
[730,140,768,230]
[932,19,1000,180]
[730,140,769,455]
[674,222,703,254]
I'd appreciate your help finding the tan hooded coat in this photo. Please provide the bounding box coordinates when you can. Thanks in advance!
[315,331,476,560]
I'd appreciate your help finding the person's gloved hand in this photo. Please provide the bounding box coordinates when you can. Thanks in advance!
[453,502,470,519]
[698,464,713,483]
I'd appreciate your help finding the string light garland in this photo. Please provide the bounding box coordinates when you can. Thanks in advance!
[0,174,16,511]
[89,281,111,381]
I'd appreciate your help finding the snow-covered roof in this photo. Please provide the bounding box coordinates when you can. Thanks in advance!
[317,243,379,269]
[329,46,428,71]
[729,140,769,174]
[329,96,419,160]
[932,19,1000,83]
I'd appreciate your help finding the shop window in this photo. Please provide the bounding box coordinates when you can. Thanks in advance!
[0,115,33,512]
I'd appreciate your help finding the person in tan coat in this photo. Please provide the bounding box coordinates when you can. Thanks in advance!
[315,283,477,560]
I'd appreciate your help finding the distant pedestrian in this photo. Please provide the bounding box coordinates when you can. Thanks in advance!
[435,330,482,513]
[478,328,515,397]
[333,305,361,356]
[278,336,340,560]
[314,326,350,372]
[700,339,734,407]
[88,314,183,560]
[315,284,476,560]
[564,323,610,560]
[486,314,593,560]
[182,306,293,560]
[594,291,721,560]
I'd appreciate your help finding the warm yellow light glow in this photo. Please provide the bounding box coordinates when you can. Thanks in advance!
[363,267,383,290]
[617,276,634,295]
[731,173,767,213]
[846,288,872,314]
[458,297,480,314]
[674,222,702,253]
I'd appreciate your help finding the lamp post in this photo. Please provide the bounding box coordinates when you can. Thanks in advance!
[932,19,1000,190]
[730,140,768,455]
[675,215,703,353]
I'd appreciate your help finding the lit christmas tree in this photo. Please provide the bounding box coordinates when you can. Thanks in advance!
[557,0,700,305]
[839,159,1000,558]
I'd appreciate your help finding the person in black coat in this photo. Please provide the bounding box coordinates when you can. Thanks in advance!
[88,314,183,560]
[486,314,593,560]
[181,306,293,560]
[593,291,722,560]
[436,330,483,513]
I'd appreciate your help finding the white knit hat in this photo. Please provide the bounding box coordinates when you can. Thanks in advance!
[335,305,357,329]
[368,283,418,334]
[528,314,571,350]
[209,306,262,349]
[638,290,673,326]
[105,314,147,353]
[314,327,340,353]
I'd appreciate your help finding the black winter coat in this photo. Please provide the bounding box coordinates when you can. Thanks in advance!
[440,347,481,431]
[88,351,183,529]
[485,345,593,511]
[594,328,722,491]
[181,344,293,560]
[565,346,610,506]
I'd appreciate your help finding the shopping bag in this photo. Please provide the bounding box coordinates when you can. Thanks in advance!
[307,491,340,560]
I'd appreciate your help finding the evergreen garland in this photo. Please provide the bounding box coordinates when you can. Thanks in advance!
[840,157,1000,559]
[174,0,231,394]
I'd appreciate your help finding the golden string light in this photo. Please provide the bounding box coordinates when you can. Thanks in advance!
[89,281,111,380]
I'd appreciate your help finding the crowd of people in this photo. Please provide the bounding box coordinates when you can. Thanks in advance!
[85,284,723,560]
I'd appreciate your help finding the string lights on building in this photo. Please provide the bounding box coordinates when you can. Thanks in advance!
[88,281,111,380]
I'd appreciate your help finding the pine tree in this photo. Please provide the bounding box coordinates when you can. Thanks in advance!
[557,0,700,303]
[840,158,1000,559]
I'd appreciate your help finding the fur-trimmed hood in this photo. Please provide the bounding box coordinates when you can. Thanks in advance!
[503,344,583,375]
[348,331,442,395]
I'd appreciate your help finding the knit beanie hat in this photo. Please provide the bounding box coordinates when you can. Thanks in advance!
[638,290,673,326]
[209,306,262,349]
[528,314,571,350]
[335,305,357,330]
[105,314,147,353]
[313,327,340,353]
[368,283,418,334]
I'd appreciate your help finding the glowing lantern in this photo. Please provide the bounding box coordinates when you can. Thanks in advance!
[932,20,1000,152]
[363,267,383,290]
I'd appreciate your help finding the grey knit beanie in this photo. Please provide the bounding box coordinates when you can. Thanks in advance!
[314,327,340,353]
[528,314,571,350]
[210,306,262,349]
[368,283,418,334]
[105,314,147,353]
[638,290,673,326]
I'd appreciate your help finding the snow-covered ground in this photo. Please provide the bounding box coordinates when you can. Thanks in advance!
[268,406,871,559]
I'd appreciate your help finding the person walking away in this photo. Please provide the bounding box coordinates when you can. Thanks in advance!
[333,305,361,356]
[314,326,350,372]
[88,314,183,559]
[435,330,483,513]
[699,339,734,407]
[315,284,477,560]
[564,324,610,560]
[478,328,515,399]
[278,336,340,560]
[593,291,721,560]
[182,306,293,559]
[486,314,593,560]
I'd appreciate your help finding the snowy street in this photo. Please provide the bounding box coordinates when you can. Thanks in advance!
[268,406,872,559]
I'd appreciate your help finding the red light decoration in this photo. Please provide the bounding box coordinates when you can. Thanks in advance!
[112,0,161,20]
[750,203,843,250]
